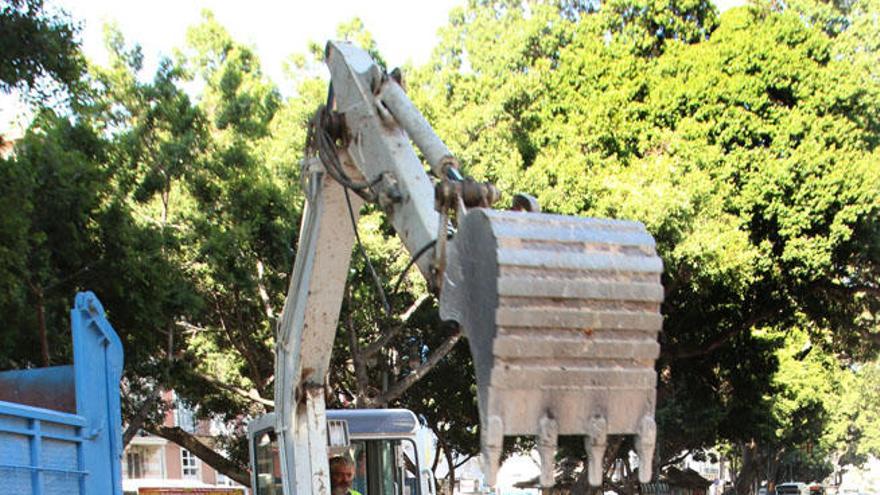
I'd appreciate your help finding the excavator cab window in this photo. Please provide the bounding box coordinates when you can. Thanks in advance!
[251,428,422,495]
[344,439,421,495]
[253,428,282,495]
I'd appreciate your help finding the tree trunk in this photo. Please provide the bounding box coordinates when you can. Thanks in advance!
[431,441,443,494]
[346,295,370,407]
[767,449,782,491]
[148,425,251,486]
[35,286,49,367]
[735,441,762,495]
[444,443,456,495]
[122,390,161,447]
[435,428,456,495]
[571,462,605,495]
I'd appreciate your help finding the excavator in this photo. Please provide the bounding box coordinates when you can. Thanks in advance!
[246,41,665,495]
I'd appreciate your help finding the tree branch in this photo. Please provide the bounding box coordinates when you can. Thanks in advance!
[369,327,461,407]
[431,435,442,472]
[148,425,250,487]
[662,305,781,360]
[123,388,162,447]
[197,371,274,408]
[659,449,692,469]
[362,294,431,359]
[232,290,266,387]
[454,454,475,469]
[126,316,178,445]
[255,259,276,322]
[347,287,371,407]
[175,320,211,334]
[215,295,266,389]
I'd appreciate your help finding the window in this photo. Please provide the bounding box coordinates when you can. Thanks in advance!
[126,450,143,479]
[216,473,234,486]
[254,429,282,495]
[181,449,199,479]
[175,404,196,433]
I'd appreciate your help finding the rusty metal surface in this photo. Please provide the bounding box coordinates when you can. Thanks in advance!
[274,164,363,495]
[439,209,663,487]
[0,365,75,413]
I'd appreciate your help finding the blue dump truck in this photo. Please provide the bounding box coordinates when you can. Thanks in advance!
[0,292,124,494]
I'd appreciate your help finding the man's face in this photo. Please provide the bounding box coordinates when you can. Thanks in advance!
[331,463,355,495]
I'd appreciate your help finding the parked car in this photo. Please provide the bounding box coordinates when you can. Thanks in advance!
[777,482,810,495]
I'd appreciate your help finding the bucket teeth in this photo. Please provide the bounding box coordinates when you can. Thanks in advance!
[439,209,663,488]
[482,415,504,486]
[538,415,559,487]
[586,415,608,487]
[636,415,657,482]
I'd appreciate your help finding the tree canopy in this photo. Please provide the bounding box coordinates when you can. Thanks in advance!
[0,0,84,100]
[0,0,877,492]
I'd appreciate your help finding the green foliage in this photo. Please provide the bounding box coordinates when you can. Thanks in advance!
[0,111,108,366]
[601,0,719,56]
[843,361,880,461]
[154,12,300,445]
[409,0,880,483]
[1,0,877,487]
[336,17,387,69]
[185,10,281,139]
[765,328,842,481]
[0,0,84,99]
[757,0,854,36]
[0,107,194,377]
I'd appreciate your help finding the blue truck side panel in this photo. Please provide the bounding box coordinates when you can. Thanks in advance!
[0,401,89,494]
[0,291,124,495]
[73,291,125,495]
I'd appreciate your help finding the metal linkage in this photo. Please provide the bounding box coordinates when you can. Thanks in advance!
[324,41,440,281]
[318,40,665,489]
[439,209,663,487]
[377,79,459,177]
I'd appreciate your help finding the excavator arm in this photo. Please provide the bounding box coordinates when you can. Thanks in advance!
[272,41,663,495]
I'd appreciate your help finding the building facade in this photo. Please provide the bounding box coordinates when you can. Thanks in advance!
[122,391,246,494]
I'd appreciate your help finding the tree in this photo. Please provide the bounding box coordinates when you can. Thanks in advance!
[408,1,880,492]
[139,11,291,483]
[0,111,109,368]
[601,0,719,57]
[0,0,84,100]
[396,325,479,495]
[2,2,877,491]
[0,106,195,402]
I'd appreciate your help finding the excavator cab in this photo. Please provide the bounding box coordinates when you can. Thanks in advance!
[249,409,431,495]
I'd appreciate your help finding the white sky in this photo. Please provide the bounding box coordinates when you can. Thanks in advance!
[1,0,745,134]
[56,0,465,87]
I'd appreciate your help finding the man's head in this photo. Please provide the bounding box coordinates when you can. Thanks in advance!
[329,456,355,495]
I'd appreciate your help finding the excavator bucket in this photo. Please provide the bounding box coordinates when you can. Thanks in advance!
[439,209,663,487]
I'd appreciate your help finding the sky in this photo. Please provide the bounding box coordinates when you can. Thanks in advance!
[56,0,465,87]
[1,0,745,134]
[1,0,466,134]
[55,0,745,82]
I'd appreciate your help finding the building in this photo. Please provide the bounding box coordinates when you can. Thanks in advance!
[122,391,247,495]
[0,129,22,159]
